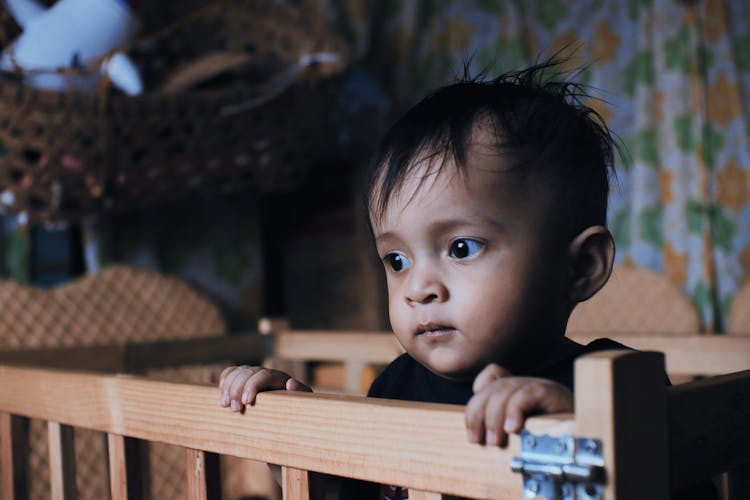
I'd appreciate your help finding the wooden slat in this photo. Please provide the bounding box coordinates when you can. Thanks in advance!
[569,334,750,375]
[0,335,264,373]
[0,365,572,498]
[274,331,403,363]
[281,467,310,500]
[48,421,77,500]
[668,369,750,489]
[107,433,142,500]
[727,463,750,500]
[575,350,669,499]
[410,490,445,500]
[0,412,28,500]
[186,449,222,500]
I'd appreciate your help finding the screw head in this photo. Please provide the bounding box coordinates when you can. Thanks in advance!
[523,434,536,449]
[584,439,599,454]
[562,483,575,499]
[526,479,540,494]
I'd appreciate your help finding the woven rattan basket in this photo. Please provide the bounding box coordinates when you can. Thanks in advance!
[0,0,347,223]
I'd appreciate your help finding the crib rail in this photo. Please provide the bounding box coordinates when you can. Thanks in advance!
[2,350,747,499]
[0,364,569,499]
[260,318,750,376]
[0,335,264,373]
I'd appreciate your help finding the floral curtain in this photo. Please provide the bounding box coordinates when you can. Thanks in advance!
[315,0,750,331]
[3,0,749,331]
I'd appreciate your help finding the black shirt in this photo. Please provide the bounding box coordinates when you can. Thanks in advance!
[339,338,716,500]
[367,337,628,403]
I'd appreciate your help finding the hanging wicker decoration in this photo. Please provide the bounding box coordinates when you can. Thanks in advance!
[0,0,349,223]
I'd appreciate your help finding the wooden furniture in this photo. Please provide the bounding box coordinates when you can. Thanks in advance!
[0,266,266,500]
[1,349,748,499]
[566,264,701,335]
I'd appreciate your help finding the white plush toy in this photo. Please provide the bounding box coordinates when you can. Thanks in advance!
[1,0,143,95]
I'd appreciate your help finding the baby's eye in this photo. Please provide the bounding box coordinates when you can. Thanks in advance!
[449,238,484,259]
[383,253,410,272]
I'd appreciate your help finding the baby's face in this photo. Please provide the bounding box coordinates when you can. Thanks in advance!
[371,130,570,380]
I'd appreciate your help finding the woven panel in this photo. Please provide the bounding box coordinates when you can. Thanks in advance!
[567,265,700,335]
[0,265,225,348]
[0,0,347,222]
[0,266,229,500]
[728,282,750,335]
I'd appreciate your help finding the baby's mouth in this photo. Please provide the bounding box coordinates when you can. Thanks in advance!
[415,323,455,337]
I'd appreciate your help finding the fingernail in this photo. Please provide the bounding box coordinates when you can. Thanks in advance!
[504,417,518,433]
[241,391,249,404]
[230,400,239,411]
[486,430,497,445]
[466,429,476,443]
[220,392,229,406]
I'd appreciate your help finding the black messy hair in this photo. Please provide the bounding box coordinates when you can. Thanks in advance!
[366,59,619,238]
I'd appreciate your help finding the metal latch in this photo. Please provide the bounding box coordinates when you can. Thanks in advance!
[510,431,605,500]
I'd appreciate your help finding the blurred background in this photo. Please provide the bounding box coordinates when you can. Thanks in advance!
[1,0,749,334]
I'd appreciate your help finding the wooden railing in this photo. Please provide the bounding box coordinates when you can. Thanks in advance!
[2,350,749,499]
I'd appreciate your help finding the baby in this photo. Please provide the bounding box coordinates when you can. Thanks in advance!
[221,60,624,498]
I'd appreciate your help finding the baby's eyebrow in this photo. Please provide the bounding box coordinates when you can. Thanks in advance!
[374,231,396,245]
[425,215,510,233]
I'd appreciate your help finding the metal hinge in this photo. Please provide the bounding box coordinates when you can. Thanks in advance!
[510,431,605,500]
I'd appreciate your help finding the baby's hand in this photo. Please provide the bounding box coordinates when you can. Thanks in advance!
[465,363,573,447]
[219,365,312,412]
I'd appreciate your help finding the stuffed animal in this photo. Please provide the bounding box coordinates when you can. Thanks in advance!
[0,0,143,95]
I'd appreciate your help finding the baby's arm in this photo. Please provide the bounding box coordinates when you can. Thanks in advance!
[465,364,573,447]
[219,365,312,411]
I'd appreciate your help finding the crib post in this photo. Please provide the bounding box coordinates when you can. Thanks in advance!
[575,350,669,500]
[186,448,222,500]
[281,466,310,500]
[0,412,29,500]
[107,433,143,500]
[48,421,77,500]
[727,463,750,500]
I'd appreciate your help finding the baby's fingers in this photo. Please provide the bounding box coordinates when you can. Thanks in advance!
[465,391,490,444]
[472,363,512,393]
[219,366,240,390]
[286,378,312,392]
[503,383,573,434]
[240,369,293,406]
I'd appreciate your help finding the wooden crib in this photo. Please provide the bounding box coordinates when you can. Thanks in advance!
[1,347,748,500]
[0,322,750,499]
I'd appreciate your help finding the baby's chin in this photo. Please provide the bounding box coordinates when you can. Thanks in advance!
[419,352,483,381]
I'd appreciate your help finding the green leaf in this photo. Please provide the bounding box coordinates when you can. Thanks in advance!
[674,114,696,153]
[664,27,693,74]
[685,199,706,234]
[697,44,713,78]
[622,50,654,96]
[734,35,750,71]
[535,0,568,31]
[477,37,525,74]
[708,205,736,251]
[0,139,7,157]
[692,281,711,314]
[476,0,505,14]
[633,127,660,166]
[628,0,652,20]
[701,122,724,170]
[611,209,632,250]
[639,204,663,248]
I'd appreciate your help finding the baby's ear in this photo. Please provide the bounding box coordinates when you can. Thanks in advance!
[566,225,615,303]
